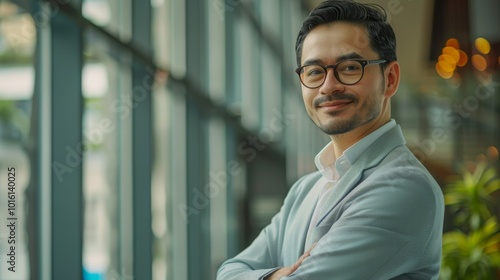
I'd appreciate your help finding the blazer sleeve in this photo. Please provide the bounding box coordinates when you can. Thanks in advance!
[283,166,444,280]
[216,175,310,280]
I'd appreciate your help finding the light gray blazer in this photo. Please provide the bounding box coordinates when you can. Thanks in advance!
[217,125,444,280]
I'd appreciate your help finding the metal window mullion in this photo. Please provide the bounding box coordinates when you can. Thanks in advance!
[131,0,153,279]
[185,0,210,279]
[168,86,188,280]
[35,1,52,280]
[186,34,209,280]
[50,1,83,279]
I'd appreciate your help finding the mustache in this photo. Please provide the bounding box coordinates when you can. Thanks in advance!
[313,93,357,108]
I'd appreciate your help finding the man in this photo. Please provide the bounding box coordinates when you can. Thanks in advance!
[217,0,444,279]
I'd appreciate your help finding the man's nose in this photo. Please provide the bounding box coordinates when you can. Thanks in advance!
[319,68,344,94]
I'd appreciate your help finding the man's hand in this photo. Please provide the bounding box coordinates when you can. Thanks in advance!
[265,243,317,280]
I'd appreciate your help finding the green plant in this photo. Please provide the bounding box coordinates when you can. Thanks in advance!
[0,100,29,140]
[440,151,500,280]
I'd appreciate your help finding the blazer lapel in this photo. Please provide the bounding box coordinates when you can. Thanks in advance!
[310,125,406,233]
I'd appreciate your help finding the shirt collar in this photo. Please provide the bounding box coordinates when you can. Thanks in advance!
[314,119,397,182]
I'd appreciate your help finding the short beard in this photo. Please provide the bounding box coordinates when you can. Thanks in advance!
[313,82,385,135]
[318,114,364,135]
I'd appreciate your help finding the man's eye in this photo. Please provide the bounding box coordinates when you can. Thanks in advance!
[306,68,324,76]
[342,65,361,71]
[337,61,362,73]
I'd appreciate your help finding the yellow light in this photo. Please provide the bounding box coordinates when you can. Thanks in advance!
[442,46,460,63]
[445,38,460,49]
[439,54,457,66]
[436,62,453,79]
[475,37,491,55]
[438,60,455,72]
[471,54,487,71]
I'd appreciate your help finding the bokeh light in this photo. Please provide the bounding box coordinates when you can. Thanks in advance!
[457,50,468,67]
[487,146,499,162]
[439,54,457,67]
[436,38,470,78]
[438,60,455,72]
[436,62,453,79]
[445,38,460,49]
[475,37,491,55]
[471,54,487,71]
[442,46,460,63]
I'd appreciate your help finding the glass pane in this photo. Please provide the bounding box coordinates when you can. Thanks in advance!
[151,0,171,279]
[82,0,129,40]
[82,30,133,280]
[0,1,35,279]
[82,0,111,27]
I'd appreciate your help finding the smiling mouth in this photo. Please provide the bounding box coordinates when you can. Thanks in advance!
[317,100,353,111]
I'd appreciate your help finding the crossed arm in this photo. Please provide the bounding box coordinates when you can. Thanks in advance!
[217,173,443,280]
[264,242,317,280]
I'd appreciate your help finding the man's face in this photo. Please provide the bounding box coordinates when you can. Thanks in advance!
[300,22,389,135]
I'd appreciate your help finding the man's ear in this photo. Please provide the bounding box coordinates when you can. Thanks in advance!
[384,61,400,98]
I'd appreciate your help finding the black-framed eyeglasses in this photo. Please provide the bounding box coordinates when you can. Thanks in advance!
[295,59,386,88]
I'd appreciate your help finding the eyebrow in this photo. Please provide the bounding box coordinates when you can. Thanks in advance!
[302,52,365,66]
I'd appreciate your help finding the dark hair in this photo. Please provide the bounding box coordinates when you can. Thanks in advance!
[295,0,397,67]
